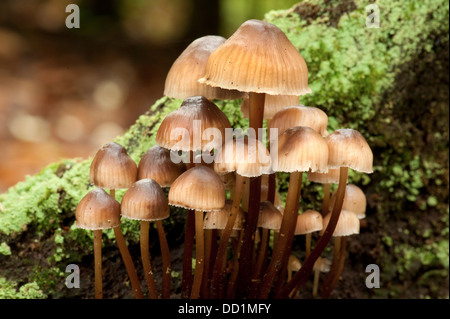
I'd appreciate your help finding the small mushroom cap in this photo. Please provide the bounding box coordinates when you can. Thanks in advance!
[269,105,328,137]
[164,35,243,100]
[121,179,170,221]
[288,254,302,272]
[138,146,186,187]
[326,129,373,174]
[272,126,329,173]
[240,94,300,120]
[214,137,272,177]
[199,19,311,96]
[307,168,343,185]
[90,142,137,189]
[321,209,360,237]
[313,257,331,272]
[295,209,323,235]
[257,200,283,230]
[329,184,367,218]
[169,165,226,211]
[76,188,121,230]
[203,199,244,230]
[156,96,231,152]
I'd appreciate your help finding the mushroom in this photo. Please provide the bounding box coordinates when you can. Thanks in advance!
[329,184,367,219]
[168,165,226,299]
[121,179,171,299]
[76,188,121,299]
[156,95,231,298]
[199,20,311,294]
[312,257,331,297]
[259,126,329,298]
[280,128,372,298]
[211,136,271,298]
[294,209,323,259]
[89,142,144,299]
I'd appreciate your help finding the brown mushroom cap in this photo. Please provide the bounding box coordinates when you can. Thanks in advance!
[76,188,121,230]
[203,199,244,230]
[121,179,170,221]
[321,209,360,237]
[168,165,226,211]
[156,96,231,152]
[214,136,272,177]
[137,145,186,187]
[325,129,373,174]
[329,184,367,218]
[313,256,331,272]
[199,19,311,96]
[240,94,300,120]
[164,35,244,100]
[294,209,323,235]
[288,254,302,272]
[272,126,329,173]
[269,105,328,137]
[90,142,137,190]
[257,200,283,230]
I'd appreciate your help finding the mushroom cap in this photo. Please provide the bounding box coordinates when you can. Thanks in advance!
[288,254,302,272]
[294,209,323,235]
[321,209,360,237]
[203,199,244,230]
[214,136,272,177]
[90,142,137,190]
[164,35,244,100]
[307,167,343,185]
[313,257,331,272]
[156,96,231,152]
[329,184,367,218]
[257,200,283,230]
[271,126,329,173]
[137,146,186,187]
[198,19,311,96]
[240,94,300,120]
[120,179,170,221]
[76,188,121,230]
[169,165,226,211]
[269,105,328,137]
[326,129,373,174]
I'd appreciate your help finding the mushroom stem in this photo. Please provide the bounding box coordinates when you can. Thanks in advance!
[93,229,103,299]
[305,232,312,259]
[249,227,269,297]
[277,167,349,299]
[258,171,303,298]
[321,236,348,298]
[140,220,159,299]
[210,174,246,298]
[322,183,331,216]
[109,189,116,200]
[113,226,145,299]
[155,220,172,299]
[190,210,205,299]
[312,267,320,297]
[235,92,264,297]
[226,228,245,299]
[202,228,214,299]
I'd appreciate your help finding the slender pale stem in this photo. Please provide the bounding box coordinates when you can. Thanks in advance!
[277,167,349,299]
[114,226,145,299]
[210,174,246,298]
[258,171,303,298]
[312,268,320,297]
[93,229,103,299]
[190,210,205,299]
[156,220,171,299]
[140,220,159,299]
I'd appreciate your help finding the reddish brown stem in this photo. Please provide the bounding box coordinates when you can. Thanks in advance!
[277,167,349,298]
[249,227,269,297]
[140,220,159,299]
[93,229,103,299]
[156,220,171,299]
[321,236,348,298]
[190,210,205,299]
[258,171,303,298]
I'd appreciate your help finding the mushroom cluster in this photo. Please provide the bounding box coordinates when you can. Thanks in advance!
[75,19,373,299]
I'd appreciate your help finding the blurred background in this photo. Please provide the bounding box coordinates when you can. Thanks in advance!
[0,0,300,193]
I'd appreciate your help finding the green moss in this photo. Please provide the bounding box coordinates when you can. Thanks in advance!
[0,277,46,299]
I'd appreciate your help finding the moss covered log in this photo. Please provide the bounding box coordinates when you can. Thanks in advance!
[0,0,448,298]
